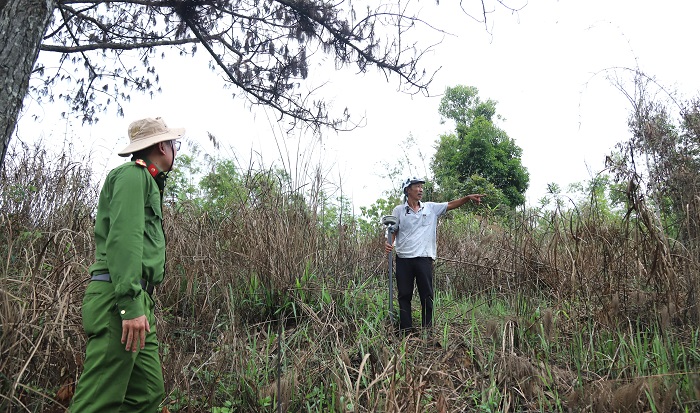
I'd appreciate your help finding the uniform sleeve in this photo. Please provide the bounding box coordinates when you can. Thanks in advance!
[106,167,146,320]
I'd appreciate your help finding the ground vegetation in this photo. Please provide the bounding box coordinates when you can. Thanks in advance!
[2,78,700,412]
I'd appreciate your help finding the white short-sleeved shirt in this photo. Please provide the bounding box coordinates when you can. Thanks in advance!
[391,201,448,260]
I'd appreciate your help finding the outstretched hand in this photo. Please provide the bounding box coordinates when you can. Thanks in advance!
[469,194,486,205]
[448,193,487,211]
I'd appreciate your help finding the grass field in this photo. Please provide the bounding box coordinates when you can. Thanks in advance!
[2,143,700,412]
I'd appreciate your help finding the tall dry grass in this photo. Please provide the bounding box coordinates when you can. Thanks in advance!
[1,142,97,411]
[0,141,382,411]
[437,190,697,330]
[2,139,700,412]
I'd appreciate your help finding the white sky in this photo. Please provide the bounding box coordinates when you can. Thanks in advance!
[13,0,700,210]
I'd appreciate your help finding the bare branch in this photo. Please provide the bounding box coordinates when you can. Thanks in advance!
[40,37,201,52]
[14,0,525,139]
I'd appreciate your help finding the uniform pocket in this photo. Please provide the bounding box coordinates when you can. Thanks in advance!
[421,212,431,226]
[144,193,164,241]
[82,281,117,337]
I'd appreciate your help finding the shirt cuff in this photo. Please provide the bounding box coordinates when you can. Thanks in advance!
[116,292,145,320]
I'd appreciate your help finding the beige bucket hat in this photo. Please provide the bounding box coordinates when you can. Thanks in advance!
[118,117,185,157]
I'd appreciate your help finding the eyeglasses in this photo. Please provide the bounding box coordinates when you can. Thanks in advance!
[171,140,181,151]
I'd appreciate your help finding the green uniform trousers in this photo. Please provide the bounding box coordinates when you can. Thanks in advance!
[70,281,164,413]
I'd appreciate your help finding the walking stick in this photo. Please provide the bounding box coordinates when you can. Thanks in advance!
[381,215,398,324]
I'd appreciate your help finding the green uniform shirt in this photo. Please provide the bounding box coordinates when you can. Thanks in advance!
[88,159,166,320]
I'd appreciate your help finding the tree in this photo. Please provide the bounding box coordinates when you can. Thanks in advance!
[438,85,497,126]
[610,70,700,241]
[0,0,526,170]
[431,85,529,208]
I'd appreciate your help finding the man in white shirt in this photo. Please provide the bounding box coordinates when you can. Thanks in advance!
[385,177,484,334]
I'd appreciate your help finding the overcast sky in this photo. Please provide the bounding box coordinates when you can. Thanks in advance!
[14,0,700,210]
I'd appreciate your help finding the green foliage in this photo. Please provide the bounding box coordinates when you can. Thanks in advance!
[537,182,564,211]
[166,152,201,204]
[318,194,354,236]
[438,85,498,126]
[198,159,246,207]
[303,383,339,411]
[167,142,296,220]
[436,174,508,212]
[432,85,529,208]
[568,174,628,221]
[358,194,401,235]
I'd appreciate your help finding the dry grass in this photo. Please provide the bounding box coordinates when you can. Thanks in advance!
[2,142,700,412]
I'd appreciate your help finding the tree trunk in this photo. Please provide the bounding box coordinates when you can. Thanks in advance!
[0,0,54,170]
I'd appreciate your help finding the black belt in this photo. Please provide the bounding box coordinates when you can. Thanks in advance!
[91,273,154,295]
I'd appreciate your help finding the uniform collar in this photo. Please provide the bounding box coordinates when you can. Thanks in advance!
[135,157,167,193]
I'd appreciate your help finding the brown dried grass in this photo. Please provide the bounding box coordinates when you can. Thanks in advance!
[2,142,700,411]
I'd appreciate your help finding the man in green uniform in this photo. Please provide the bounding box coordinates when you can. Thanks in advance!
[70,117,184,412]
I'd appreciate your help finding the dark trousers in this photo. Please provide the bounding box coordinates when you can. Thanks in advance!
[395,257,434,332]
